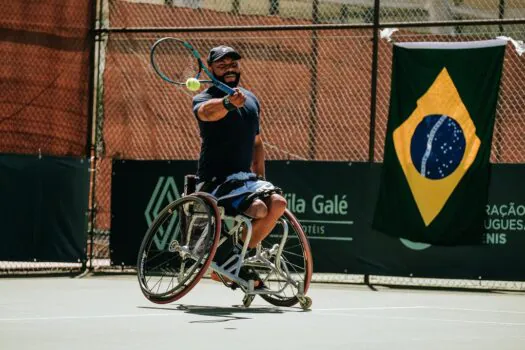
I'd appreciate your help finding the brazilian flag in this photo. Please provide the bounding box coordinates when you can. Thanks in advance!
[373,40,506,246]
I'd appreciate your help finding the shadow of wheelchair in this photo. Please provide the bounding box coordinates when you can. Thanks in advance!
[137,304,304,323]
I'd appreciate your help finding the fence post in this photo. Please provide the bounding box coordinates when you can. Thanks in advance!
[269,0,279,16]
[499,0,506,35]
[86,0,105,272]
[307,0,320,160]
[232,0,240,15]
[367,0,380,163]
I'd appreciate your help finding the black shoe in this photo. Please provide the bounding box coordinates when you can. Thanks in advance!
[212,239,263,290]
[214,238,241,267]
[213,236,256,267]
[238,265,267,290]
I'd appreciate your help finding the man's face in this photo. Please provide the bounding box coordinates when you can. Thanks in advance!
[210,57,241,88]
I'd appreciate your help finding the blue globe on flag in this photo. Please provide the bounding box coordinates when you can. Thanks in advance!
[410,114,466,180]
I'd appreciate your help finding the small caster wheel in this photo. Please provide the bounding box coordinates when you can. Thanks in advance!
[243,294,255,308]
[299,296,312,310]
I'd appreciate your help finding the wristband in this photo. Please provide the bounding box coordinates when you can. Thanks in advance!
[222,96,237,112]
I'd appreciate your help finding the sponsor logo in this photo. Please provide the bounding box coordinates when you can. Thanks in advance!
[145,177,181,250]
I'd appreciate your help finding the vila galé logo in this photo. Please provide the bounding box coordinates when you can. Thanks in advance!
[282,192,355,242]
[284,193,349,215]
[144,177,181,250]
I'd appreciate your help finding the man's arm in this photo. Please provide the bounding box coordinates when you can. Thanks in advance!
[252,134,265,179]
[197,90,245,122]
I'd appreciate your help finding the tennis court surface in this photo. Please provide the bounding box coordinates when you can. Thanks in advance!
[1,276,524,350]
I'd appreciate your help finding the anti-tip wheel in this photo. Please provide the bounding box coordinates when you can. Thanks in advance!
[243,294,255,308]
[299,296,312,310]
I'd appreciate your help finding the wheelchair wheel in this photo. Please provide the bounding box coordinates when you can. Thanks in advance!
[258,209,313,307]
[137,193,221,304]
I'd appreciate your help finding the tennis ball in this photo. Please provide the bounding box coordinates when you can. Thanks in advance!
[185,78,201,91]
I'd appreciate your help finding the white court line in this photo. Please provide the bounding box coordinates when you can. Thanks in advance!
[314,306,426,311]
[421,307,525,315]
[3,306,524,323]
[315,306,525,315]
[0,313,180,322]
[318,312,525,327]
[0,307,424,322]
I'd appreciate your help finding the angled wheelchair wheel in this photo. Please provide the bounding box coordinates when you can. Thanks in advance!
[137,193,221,304]
[258,209,313,308]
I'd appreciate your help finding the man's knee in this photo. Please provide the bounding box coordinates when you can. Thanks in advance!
[244,199,268,219]
[268,194,287,215]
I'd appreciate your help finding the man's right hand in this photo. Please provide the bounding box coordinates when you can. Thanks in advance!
[229,88,246,108]
[197,89,246,122]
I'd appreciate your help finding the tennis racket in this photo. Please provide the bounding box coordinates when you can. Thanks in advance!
[150,37,235,95]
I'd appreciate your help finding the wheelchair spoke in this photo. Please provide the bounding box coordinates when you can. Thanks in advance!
[144,253,180,275]
[280,255,304,275]
[179,261,187,282]
[155,275,167,294]
[145,269,177,292]
[283,242,301,249]
[150,273,171,295]
[275,279,285,297]
[167,274,175,292]
[281,249,304,259]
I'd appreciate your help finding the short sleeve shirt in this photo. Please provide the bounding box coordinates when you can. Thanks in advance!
[192,86,260,182]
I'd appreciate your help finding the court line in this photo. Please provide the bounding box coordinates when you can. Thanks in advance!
[0,313,181,322]
[0,307,426,322]
[420,307,525,315]
[3,307,524,323]
[314,306,426,311]
[318,312,525,327]
[315,306,525,315]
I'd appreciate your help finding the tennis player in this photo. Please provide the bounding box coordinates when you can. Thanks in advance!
[191,45,286,287]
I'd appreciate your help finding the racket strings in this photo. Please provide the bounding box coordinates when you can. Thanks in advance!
[154,42,201,84]
[181,57,200,81]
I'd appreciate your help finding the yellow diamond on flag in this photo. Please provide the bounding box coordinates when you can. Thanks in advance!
[393,68,481,226]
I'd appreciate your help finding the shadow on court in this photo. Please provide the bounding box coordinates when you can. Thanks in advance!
[137,304,304,323]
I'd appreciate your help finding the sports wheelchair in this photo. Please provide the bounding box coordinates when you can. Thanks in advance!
[137,175,313,309]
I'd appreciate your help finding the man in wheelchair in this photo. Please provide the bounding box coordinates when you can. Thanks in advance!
[191,45,287,288]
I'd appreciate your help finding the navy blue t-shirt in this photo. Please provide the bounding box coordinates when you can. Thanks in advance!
[192,86,260,182]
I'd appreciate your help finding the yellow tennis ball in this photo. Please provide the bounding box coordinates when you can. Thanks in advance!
[185,78,200,91]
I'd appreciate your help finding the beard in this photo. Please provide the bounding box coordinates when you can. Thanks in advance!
[214,72,241,88]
